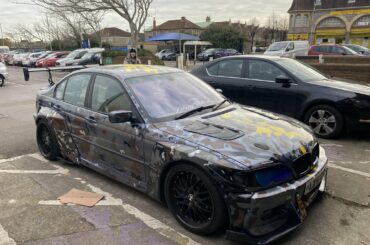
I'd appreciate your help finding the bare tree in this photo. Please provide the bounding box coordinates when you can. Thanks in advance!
[32,0,153,48]
[246,18,259,52]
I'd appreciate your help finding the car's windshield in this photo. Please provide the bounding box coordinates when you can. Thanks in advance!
[126,72,225,122]
[276,58,327,82]
[81,52,96,59]
[66,50,83,59]
[267,42,289,52]
[343,46,358,55]
[38,52,51,59]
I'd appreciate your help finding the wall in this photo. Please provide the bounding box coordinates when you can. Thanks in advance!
[297,55,370,84]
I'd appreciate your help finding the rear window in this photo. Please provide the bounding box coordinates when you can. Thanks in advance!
[63,74,91,107]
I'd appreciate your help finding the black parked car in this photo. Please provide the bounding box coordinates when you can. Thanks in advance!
[214,49,241,59]
[197,48,224,61]
[33,65,327,244]
[191,55,370,139]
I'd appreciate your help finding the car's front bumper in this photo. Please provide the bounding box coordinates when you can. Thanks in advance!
[0,71,9,80]
[225,146,328,245]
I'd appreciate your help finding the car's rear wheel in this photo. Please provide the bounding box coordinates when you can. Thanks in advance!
[164,164,227,235]
[36,120,60,160]
[304,105,344,139]
[0,75,4,87]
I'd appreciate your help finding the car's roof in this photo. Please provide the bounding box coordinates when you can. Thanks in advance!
[215,54,284,61]
[78,64,182,80]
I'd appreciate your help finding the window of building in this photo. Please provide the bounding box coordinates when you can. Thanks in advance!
[314,0,322,5]
[348,0,356,3]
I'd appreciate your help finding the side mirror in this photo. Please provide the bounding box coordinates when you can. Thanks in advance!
[109,110,133,124]
[275,75,292,85]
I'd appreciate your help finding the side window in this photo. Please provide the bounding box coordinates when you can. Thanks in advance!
[217,59,243,78]
[207,63,219,76]
[64,74,91,107]
[91,75,131,113]
[287,42,294,51]
[249,60,288,82]
[55,80,67,100]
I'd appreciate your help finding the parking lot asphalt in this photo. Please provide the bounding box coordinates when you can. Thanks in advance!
[0,66,369,245]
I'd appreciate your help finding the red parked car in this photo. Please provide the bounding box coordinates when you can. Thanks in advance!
[308,44,360,56]
[36,52,70,67]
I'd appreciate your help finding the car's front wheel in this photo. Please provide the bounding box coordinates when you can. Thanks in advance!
[0,75,4,87]
[304,105,344,139]
[164,164,227,235]
[36,120,60,160]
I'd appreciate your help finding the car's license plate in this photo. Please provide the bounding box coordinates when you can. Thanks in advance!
[304,169,326,195]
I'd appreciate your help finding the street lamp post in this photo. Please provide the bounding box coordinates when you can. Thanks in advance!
[0,24,4,46]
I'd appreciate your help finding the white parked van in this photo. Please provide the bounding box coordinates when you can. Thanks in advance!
[264,41,309,57]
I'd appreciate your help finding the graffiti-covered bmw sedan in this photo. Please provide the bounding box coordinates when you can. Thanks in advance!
[34,65,327,244]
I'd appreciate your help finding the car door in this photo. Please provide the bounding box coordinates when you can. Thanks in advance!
[87,74,146,190]
[50,79,80,162]
[245,59,300,117]
[62,73,94,162]
[203,58,248,103]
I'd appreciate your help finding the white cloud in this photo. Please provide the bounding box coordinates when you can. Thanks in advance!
[0,0,292,35]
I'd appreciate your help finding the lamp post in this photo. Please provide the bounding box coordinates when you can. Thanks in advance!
[0,24,4,46]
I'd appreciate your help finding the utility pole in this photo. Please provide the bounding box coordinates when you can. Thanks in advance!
[0,24,4,46]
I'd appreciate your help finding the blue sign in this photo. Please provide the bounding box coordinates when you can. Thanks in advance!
[82,39,90,49]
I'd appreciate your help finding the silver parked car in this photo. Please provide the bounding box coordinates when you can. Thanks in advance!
[0,62,9,87]
[56,49,88,67]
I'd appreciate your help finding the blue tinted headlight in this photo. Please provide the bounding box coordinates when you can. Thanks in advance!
[254,165,293,188]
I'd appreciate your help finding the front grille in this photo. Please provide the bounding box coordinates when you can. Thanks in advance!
[293,153,312,176]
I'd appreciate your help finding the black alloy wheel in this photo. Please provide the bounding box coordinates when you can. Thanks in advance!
[164,164,227,235]
[36,121,60,160]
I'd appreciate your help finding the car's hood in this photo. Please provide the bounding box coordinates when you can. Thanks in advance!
[264,50,284,56]
[312,79,370,96]
[154,105,316,170]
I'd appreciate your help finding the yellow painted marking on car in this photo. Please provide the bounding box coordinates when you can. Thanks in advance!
[300,146,307,154]
[123,64,159,74]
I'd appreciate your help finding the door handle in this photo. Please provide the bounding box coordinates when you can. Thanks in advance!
[52,104,61,111]
[246,84,255,89]
[85,116,97,124]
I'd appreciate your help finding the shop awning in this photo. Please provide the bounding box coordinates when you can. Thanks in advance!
[145,33,200,42]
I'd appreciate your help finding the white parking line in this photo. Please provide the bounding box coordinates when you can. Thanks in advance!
[1,153,200,245]
[328,163,370,178]
[0,223,16,245]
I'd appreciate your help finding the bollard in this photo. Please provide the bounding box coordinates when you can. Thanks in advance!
[319,54,324,64]
[148,60,151,65]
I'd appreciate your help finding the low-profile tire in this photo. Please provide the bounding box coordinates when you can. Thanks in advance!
[36,120,60,161]
[304,104,344,139]
[0,75,4,87]
[164,163,227,235]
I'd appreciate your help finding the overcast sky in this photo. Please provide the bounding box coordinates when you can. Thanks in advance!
[0,0,292,35]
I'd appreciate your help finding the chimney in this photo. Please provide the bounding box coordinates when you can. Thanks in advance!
[181,16,186,21]
[153,17,156,30]
[206,16,211,22]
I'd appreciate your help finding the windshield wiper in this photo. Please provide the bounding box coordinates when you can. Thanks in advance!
[212,99,229,112]
[175,105,214,120]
